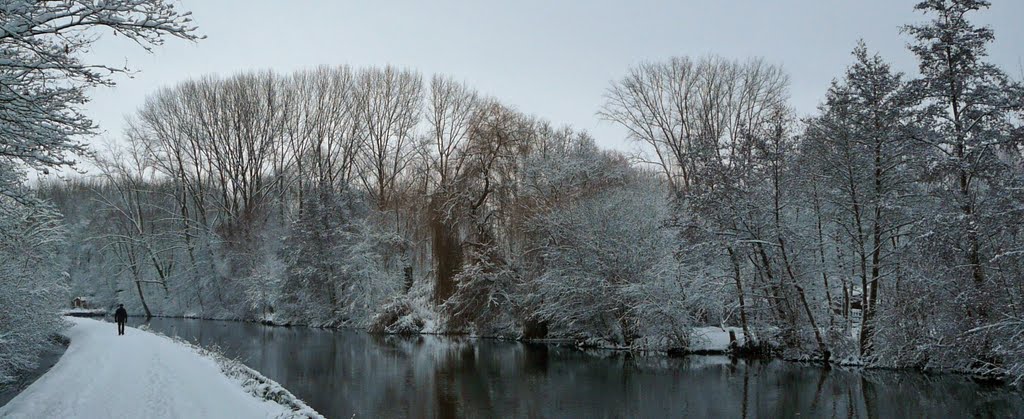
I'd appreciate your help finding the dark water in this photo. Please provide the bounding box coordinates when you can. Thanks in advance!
[0,343,65,407]
[128,318,1023,419]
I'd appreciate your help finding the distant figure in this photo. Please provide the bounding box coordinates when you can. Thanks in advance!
[114,304,128,336]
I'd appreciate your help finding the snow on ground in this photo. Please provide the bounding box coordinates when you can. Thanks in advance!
[689,326,746,352]
[581,326,748,353]
[58,308,107,317]
[0,318,314,419]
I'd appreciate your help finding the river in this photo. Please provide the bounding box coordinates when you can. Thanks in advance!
[119,318,1024,418]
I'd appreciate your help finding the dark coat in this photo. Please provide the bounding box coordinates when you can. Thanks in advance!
[114,307,128,323]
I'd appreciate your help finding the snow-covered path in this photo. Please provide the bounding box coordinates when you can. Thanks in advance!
[0,318,292,419]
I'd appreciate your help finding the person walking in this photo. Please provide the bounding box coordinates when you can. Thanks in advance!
[114,304,128,336]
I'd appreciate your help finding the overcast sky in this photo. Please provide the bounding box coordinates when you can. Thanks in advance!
[83,0,1024,152]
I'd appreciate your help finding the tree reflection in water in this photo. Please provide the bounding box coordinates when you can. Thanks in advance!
[138,318,1024,418]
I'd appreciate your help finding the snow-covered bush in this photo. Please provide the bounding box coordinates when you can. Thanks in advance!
[507,134,694,346]
[527,182,683,346]
[443,244,521,337]
[369,299,426,334]
[0,199,68,384]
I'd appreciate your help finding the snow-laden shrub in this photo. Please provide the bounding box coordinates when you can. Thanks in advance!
[0,199,68,384]
[973,317,1024,384]
[370,298,431,334]
[442,244,522,337]
[527,180,686,346]
[244,253,286,323]
[868,237,1024,381]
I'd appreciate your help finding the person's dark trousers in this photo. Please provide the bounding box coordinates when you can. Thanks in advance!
[117,322,125,335]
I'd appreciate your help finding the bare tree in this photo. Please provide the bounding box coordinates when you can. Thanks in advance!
[93,139,179,320]
[601,56,791,348]
[352,67,424,211]
[283,66,360,198]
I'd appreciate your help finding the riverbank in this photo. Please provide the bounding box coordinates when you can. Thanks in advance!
[136,316,1024,418]
[0,336,66,408]
[146,313,752,355]
[114,313,1022,386]
[0,318,321,418]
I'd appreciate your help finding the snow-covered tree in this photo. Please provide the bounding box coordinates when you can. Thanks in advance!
[601,56,803,352]
[895,0,1024,375]
[0,0,198,383]
[527,179,682,346]
[280,188,404,327]
[801,43,920,358]
[0,0,199,195]
[18,0,1024,383]
[0,199,66,384]
[903,0,1023,290]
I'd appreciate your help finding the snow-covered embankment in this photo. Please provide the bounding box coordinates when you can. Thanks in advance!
[0,318,322,418]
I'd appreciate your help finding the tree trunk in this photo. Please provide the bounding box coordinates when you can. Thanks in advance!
[812,182,834,328]
[753,242,797,347]
[431,196,462,305]
[727,246,750,342]
[135,278,152,320]
[779,237,829,362]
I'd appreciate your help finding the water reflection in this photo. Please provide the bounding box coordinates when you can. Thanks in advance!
[135,318,1024,418]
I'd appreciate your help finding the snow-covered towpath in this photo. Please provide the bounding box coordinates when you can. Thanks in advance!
[0,318,294,418]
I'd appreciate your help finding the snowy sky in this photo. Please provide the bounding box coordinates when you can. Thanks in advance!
[83,0,1024,152]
